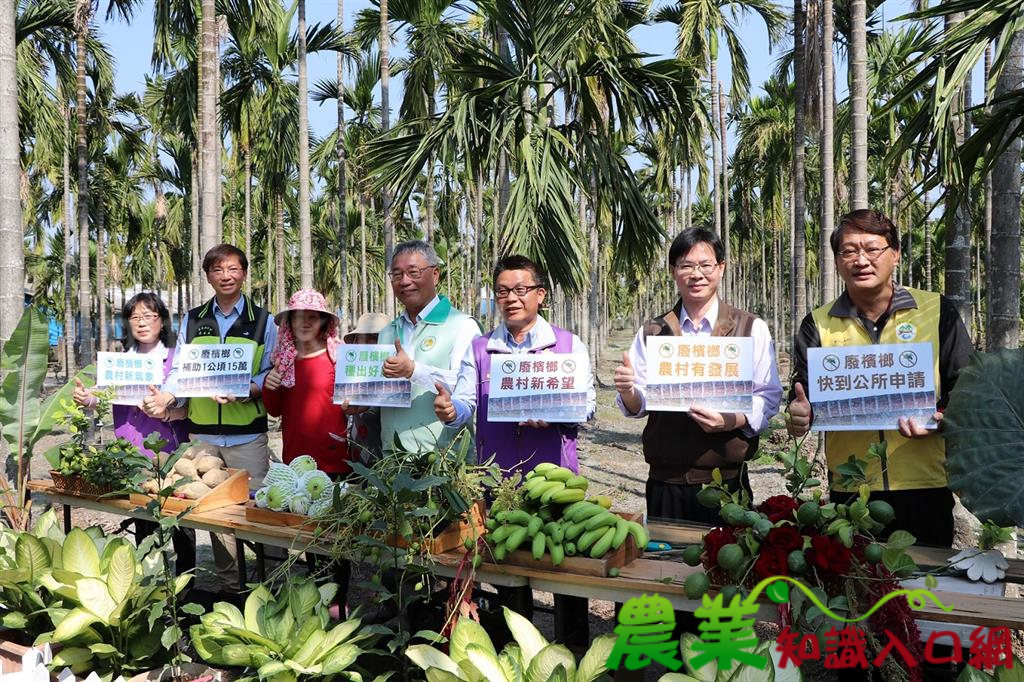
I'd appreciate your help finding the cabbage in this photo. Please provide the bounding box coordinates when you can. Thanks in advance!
[254,487,270,509]
[288,455,318,474]
[289,494,311,515]
[264,462,299,489]
[266,482,291,511]
[298,470,331,500]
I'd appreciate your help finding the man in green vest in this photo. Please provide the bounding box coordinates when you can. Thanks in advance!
[143,243,277,586]
[787,209,972,547]
[377,240,480,454]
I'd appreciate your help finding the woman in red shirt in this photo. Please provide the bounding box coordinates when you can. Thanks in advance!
[264,289,352,475]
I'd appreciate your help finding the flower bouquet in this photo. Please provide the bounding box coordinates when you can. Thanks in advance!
[681,441,931,682]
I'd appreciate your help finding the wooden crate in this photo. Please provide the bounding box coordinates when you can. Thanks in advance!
[129,468,250,514]
[243,500,318,529]
[390,500,487,555]
[489,511,644,577]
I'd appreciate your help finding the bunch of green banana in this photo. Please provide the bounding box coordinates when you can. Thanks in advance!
[522,463,589,504]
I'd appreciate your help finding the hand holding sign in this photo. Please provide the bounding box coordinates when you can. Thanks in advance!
[383,339,415,379]
[786,382,812,437]
[434,382,456,424]
[141,385,171,418]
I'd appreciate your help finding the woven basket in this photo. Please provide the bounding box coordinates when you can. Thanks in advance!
[49,470,116,497]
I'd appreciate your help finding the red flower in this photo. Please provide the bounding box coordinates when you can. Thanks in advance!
[765,526,803,553]
[753,548,788,580]
[702,526,737,568]
[807,535,853,575]
[758,495,799,523]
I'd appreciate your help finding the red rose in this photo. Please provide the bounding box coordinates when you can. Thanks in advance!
[753,548,788,580]
[765,526,803,553]
[758,495,799,523]
[807,534,853,575]
[702,526,737,568]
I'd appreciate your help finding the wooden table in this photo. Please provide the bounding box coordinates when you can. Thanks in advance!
[27,482,1024,629]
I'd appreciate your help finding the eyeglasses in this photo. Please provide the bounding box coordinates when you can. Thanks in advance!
[210,266,244,276]
[496,285,542,299]
[388,266,436,282]
[838,246,890,262]
[674,262,720,276]
[128,313,161,325]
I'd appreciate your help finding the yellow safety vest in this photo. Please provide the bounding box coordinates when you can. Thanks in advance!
[812,287,944,492]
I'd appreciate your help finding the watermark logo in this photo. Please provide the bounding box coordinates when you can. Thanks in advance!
[606,577,1012,673]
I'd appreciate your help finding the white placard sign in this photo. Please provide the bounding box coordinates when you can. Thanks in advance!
[96,352,163,405]
[486,353,591,423]
[807,342,937,431]
[175,343,254,398]
[644,337,755,413]
[333,344,412,407]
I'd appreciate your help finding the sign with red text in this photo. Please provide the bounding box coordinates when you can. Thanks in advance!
[808,343,936,431]
[97,352,163,405]
[487,353,590,423]
[333,344,412,408]
[644,337,754,413]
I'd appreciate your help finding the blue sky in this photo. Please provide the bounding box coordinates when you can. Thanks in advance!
[96,1,937,153]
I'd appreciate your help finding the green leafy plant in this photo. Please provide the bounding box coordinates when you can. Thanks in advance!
[30,525,191,679]
[0,508,67,637]
[978,520,1014,552]
[406,606,616,682]
[190,575,388,682]
[662,632,805,681]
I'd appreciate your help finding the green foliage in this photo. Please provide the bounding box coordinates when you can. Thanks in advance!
[0,508,66,636]
[190,576,386,682]
[978,520,1015,552]
[944,349,1024,527]
[407,606,617,682]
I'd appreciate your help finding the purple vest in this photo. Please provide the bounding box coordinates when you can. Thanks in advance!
[111,350,189,457]
[472,325,579,475]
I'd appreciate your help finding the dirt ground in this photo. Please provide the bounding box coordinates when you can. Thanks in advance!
[12,327,1014,681]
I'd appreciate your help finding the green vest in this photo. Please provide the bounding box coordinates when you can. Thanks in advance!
[378,296,476,454]
[185,296,269,435]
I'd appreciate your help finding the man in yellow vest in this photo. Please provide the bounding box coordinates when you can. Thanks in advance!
[787,210,972,547]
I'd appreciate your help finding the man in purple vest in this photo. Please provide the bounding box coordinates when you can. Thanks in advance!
[435,255,595,646]
[434,255,595,474]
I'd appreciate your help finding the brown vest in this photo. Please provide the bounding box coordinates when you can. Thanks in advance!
[641,299,760,485]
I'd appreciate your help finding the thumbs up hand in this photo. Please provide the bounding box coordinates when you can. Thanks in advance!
[786,382,812,437]
[614,351,635,396]
[433,381,456,424]
[383,338,415,379]
[142,385,174,419]
[72,377,94,408]
[264,361,282,392]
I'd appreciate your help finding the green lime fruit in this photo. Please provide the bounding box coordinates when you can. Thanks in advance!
[721,503,746,526]
[608,567,620,578]
[682,544,704,567]
[464,537,475,550]
[684,572,710,599]
[868,500,895,525]
[720,585,741,604]
[796,500,821,526]
[864,543,884,563]
[358,510,372,524]
[743,511,763,527]
[787,550,808,574]
[753,519,774,538]
[717,543,745,572]
[697,486,724,509]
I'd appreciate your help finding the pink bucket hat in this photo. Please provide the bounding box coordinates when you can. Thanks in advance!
[271,289,341,388]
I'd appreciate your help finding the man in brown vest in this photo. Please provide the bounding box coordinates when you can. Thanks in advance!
[614,227,783,523]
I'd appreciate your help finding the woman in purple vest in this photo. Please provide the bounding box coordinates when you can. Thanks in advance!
[434,255,596,475]
[73,292,194,571]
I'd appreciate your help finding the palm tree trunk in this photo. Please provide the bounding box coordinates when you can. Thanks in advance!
[360,194,367,315]
[423,92,437,241]
[944,11,972,332]
[199,0,219,295]
[244,148,252,297]
[684,166,691,228]
[588,173,600,364]
[379,0,394,317]
[190,154,201,302]
[97,202,107,351]
[792,0,808,333]
[710,57,721,237]
[849,0,868,208]
[820,0,836,302]
[983,41,993,343]
[297,0,312,288]
[275,194,285,312]
[336,0,349,325]
[988,29,1023,350]
[76,6,93,364]
[924,219,932,290]
[62,102,75,376]
[719,84,730,298]
[0,0,21,344]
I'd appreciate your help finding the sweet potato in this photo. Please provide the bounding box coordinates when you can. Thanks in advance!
[196,455,224,474]
[201,469,230,487]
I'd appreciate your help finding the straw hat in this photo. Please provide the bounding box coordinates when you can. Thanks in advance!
[343,312,390,343]
[274,289,339,326]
